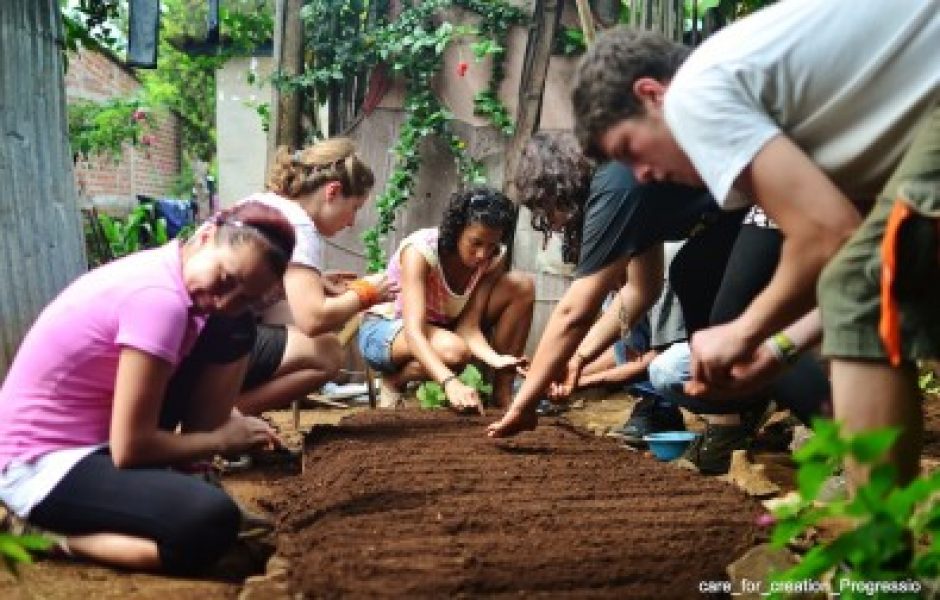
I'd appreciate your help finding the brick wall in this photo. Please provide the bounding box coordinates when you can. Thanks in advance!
[65,47,182,213]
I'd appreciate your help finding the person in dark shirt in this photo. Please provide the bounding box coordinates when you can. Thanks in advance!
[489,132,831,475]
[488,132,742,441]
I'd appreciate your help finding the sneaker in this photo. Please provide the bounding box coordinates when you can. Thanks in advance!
[611,396,685,446]
[535,398,566,416]
[680,421,756,475]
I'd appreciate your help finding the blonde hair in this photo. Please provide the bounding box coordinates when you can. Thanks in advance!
[266,138,375,199]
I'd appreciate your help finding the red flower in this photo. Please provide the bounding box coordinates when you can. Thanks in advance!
[132,109,147,122]
[456,61,468,77]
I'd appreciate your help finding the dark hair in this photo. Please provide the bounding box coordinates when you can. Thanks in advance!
[572,26,689,159]
[211,201,296,277]
[438,186,516,256]
[515,131,594,264]
[267,138,375,199]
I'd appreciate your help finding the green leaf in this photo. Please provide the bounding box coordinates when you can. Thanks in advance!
[796,461,833,500]
[770,518,805,547]
[417,381,447,409]
[11,534,53,552]
[0,536,34,565]
[849,428,900,462]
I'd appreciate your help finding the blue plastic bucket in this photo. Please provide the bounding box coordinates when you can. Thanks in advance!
[643,431,700,461]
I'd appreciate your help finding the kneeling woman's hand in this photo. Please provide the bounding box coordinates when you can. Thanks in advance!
[487,354,529,375]
[443,378,484,415]
[217,415,279,454]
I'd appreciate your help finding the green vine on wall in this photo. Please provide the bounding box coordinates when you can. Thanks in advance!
[281,0,525,271]
[68,98,153,162]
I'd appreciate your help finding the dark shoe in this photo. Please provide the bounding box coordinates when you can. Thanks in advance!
[611,396,685,446]
[536,398,566,416]
[681,421,756,475]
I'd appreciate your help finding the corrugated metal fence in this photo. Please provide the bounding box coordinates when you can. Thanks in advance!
[0,0,87,377]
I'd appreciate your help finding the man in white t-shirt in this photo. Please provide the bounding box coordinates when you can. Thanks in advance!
[572,0,939,487]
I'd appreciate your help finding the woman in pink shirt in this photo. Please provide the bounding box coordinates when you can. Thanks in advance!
[0,201,294,574]
[358,187,534,411]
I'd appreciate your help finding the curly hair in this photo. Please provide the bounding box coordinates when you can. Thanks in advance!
[572,26,689,159]
[438,186,516,256]
[514,131,594,264]
[266,137,375,199]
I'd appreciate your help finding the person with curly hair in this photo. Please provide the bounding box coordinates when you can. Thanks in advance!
[358,187,534,411]
[232,138,398,416]
[489,131,742,445]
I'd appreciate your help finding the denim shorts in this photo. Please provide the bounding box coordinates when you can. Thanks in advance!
[357,315,405,373]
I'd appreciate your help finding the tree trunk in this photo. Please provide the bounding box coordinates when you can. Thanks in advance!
[0,0,87,377]
[268,0,304,169]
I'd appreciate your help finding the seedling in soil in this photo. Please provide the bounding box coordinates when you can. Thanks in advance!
[417,364,493,409]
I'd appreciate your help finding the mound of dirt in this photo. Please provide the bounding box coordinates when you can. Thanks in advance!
[269,410,760,598]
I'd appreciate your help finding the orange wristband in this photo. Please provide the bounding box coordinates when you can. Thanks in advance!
[348,279,379,308]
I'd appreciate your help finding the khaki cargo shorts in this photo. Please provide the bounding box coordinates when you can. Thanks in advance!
[819,106,940,363]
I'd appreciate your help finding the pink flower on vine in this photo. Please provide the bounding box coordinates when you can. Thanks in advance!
[132,109,147,122]
[456,61,468,77]
[141,134,155,147]
[755,513,776,528]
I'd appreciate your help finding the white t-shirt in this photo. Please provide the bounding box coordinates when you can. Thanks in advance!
[239,192,326,324]
[243,192,324,270]
[664,0,940,209]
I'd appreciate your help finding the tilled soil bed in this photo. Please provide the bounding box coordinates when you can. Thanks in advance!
[268,409,760,598]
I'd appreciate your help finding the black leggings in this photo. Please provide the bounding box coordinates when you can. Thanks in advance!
[30,449,239,575]
[28,313,256,574]
[673,225,831,421]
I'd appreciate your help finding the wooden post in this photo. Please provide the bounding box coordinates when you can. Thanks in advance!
[267,0,304,170]
[503,0,561,202]
[573,0,596,45]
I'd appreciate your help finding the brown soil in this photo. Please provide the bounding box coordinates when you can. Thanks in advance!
[6,392,940,598]
[269,409,761,599]
[922,393,940,457]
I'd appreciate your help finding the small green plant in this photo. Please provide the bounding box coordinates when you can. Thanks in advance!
[767,418,940,599]
[416,364,493,409]
[0,532,52,575]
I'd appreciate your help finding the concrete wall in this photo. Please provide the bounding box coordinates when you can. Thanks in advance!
[217,56,273,208]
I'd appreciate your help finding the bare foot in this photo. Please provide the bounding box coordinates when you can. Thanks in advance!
[378,376,405,409]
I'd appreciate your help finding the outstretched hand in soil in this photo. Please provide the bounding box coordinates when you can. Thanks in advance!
[486,405,538,437]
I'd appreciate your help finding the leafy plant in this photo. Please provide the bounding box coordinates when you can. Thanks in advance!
[553,26,586,56]
[0,532,52,575]
[68,98,152,161]
[97,203,169,260]
[416,364,493,409]
[767,418,940,598]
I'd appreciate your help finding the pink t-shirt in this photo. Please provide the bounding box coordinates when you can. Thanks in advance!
[0,242,205,470]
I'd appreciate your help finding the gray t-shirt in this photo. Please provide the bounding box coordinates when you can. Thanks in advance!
[575,161,719,277]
